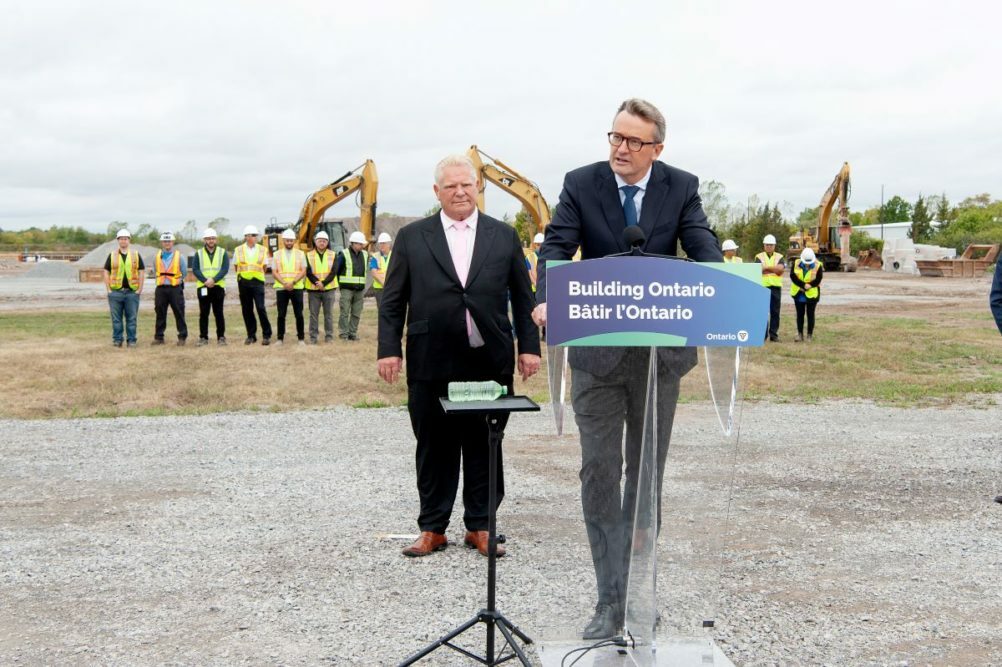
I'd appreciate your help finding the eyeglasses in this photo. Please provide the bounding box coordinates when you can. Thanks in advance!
[608,132,658,152]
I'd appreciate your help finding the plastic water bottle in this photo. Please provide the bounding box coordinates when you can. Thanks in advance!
[448,380,508,402]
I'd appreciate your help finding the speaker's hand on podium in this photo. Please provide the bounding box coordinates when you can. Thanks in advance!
[531,303,547,327]
[518,354,541,381]
[378,356,403,384]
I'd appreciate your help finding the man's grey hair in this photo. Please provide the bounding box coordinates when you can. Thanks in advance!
[434,154,478,186]
[616,98,666,144]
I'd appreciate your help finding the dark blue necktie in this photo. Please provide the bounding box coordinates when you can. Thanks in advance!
[621,185,639,226]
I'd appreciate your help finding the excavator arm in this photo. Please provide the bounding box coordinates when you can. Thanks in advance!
[816,161,851,253]
[466,146,551,234]
[294,159,379,249]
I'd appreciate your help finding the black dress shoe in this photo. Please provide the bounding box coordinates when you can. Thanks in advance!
[582,603,622,640]
[994,495,1002,504]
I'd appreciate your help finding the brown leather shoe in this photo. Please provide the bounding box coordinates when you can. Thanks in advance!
[464,530,505,557]
[401,531,447,557]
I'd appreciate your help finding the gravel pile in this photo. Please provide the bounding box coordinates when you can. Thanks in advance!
[1,400,1000,665]
[21,260,80,281]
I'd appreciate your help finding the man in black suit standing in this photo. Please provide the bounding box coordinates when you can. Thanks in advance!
[533,98,723,639]
[378,155,541,558]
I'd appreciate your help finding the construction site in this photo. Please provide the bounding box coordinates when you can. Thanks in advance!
[1,152,1000,666]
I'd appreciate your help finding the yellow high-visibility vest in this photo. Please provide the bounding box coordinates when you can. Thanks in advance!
[755,251,784,288]
[372,251,391,290]
[234,244,267,281]
[723,255,743,264]
[790,261,821,299]
[155,252,183,287]
[196,247,226,288]
[306,249,337,291]
[273,248,306,290]
[339,248,368,287]
[109,250,141,290]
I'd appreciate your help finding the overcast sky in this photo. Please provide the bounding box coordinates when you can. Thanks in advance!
[2,0,999,233]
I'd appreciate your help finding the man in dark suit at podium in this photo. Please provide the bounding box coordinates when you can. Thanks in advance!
[378,155,541,559]
[533,98,723,639]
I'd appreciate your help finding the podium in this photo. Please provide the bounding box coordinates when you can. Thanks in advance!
[399,395,540,667]
[537,257,766,666]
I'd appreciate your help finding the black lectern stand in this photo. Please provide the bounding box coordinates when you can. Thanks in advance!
[398,395,540,666]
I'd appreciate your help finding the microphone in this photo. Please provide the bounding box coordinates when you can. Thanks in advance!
[622,225,645,251]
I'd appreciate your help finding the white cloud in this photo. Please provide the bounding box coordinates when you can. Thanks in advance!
[1,0,999,232]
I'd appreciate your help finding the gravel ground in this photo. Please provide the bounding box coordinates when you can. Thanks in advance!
[1,399,1000,666]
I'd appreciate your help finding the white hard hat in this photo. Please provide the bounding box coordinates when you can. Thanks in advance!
[721,239,738,251]
[160,232,175,242]
[243,225,259,236]
[533,233,545,244]
[314,231,329,241]
[348,231,366,244]
[763,234,777,245]
[377,232,392,244]
[800,248,817,263]
[116,229,131,238]
[202,228,217,238]
[281,228,296,240]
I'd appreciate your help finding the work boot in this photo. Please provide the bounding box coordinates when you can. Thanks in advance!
[244,337,256,345]
[113,341,123,348]
[795,334,804,342]
[806,334,813,342]
[262,338,271,346]
[126,342,137,348]
[196,338,209,347]
[324,336,334,344]
[298,340,306,346]
[217,337,227,346]
[151,339,165,346]
[275,339,284,346]
[176,338,186,347]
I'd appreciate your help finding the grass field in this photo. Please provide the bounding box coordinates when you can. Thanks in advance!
[1,304,1000,419]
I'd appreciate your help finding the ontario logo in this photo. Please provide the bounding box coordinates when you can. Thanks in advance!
[736,330,749,342]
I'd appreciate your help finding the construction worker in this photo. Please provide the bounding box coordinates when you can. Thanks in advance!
[273,228,307,345]
[305,230,338,343]
[152,231,188,346]
[755,234,785,342]
[233,224,272,345]
[722,239,742,263]
[191,228,229,346]
[527,232,544,290]
[790,247,824,342]
[103,229,144,348]
[335,230,369,341]
[369,232,392,309]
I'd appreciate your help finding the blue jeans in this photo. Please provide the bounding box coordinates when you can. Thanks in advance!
[108,290,140,343]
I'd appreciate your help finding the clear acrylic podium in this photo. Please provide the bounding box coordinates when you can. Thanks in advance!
[536,342,748,667]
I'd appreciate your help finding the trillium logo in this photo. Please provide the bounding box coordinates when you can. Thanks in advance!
[737,330,749,342]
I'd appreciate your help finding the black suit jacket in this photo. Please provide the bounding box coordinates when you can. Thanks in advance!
[377,212,540,382]
[536,160,723,377]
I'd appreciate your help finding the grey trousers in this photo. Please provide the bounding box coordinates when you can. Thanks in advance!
[572,347,681,606]
[308,289,336,341]
[338,288,364,337]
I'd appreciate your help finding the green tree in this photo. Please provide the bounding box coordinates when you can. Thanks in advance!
[929,192,953,231]
[727,201,794,261]
[698,179,729,234]
[931,198,1002,253]
[513,208,533,247]
[850,230,883,254]
[909,195,933,242]
[879,195,912,223]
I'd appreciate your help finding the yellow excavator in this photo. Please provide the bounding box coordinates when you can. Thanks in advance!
[265,159,379,255]
[788,161,852,271]
[466,146,551,235]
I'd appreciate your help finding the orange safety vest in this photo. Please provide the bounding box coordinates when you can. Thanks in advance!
[273,248,306,290]
[155,251,183,287]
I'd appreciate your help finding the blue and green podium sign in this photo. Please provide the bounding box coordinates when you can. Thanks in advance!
[546,257,768,347]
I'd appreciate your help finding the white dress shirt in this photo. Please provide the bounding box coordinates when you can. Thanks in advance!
[614,166,653,221]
